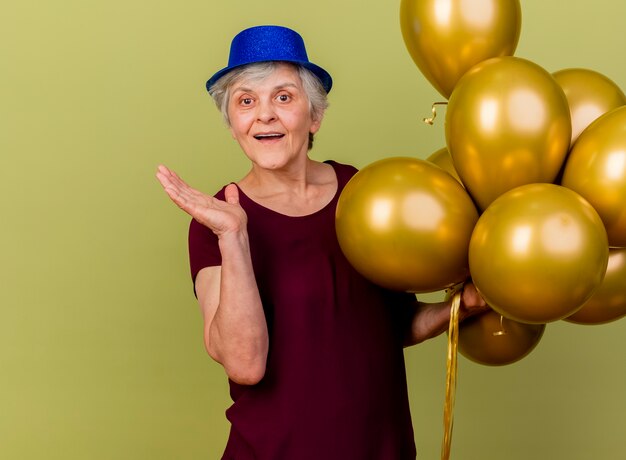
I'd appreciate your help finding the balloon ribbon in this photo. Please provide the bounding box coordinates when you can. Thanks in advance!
[441,290,461,460]
[423,101,448,125]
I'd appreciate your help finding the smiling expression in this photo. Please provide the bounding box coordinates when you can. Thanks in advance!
[227,64,322,171]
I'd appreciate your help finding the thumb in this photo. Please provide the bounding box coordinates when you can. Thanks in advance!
[224,183,240,205]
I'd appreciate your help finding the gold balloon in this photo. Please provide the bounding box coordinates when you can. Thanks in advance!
[459,310,545,366]
[469,184,609,324]
[426,147,464,186]
[553,68,626,145]
[565,248,626,325]
[336,157,478,292]
[446,57,572,210]
[400,0,521,98]
[561,106,626,247]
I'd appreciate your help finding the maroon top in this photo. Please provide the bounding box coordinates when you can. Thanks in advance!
[189,161,416,460]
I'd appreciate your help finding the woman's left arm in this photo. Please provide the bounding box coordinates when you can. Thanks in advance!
[403,283,488,347]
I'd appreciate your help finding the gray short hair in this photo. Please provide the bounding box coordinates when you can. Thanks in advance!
[208,62,329,149]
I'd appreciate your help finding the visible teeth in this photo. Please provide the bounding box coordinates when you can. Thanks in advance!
[254,133,283,139]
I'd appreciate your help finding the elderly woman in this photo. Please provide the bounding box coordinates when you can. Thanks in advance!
[157,25,485,460]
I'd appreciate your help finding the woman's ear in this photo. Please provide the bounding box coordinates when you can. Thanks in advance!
[310,113,323,134]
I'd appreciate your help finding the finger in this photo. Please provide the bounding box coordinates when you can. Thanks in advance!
[462,283,486,308]
[157,169,202,203]
[157,173,199,208]
[165,182,221,220]
[155,165,192,192]
[156,166,226,221]
[156,165,181,185]
[156,165,182,189]
[158,181,188,208]
[156,168,174,187]
[163,169,189,190]
[156,164,170,175]
[164,167,194,189]
[224,183,240,205]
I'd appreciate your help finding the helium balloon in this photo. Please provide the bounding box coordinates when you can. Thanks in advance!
[336,157,478,292]
[426,147,463,185]
[553,68,626,145]
[459,309,545,366]
[565,248,626,325]
[400,0,521,98]
[446,56,571,210]
[469,183,609,324]
[561,106,626,247]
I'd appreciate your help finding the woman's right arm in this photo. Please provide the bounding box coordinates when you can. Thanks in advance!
[195,230,268,385]
[156,165,268,385]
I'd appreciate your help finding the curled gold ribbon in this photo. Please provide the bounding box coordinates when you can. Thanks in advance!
[493,315,508,336]
[441,290,461,460]
[423,101,448,125]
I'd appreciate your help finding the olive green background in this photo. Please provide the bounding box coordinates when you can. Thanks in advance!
[3,1,625,459]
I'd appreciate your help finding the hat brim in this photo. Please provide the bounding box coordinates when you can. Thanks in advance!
[206,60,333,94]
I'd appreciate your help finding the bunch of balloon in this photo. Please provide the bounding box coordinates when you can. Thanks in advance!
[398,1,626,458]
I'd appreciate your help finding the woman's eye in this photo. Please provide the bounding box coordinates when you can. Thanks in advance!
[277,94,290,102]
[241,98,253,106]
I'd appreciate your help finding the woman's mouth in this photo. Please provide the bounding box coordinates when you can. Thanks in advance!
[253,133,285,142]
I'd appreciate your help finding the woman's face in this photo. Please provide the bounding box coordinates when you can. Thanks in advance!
[227,63,321,172]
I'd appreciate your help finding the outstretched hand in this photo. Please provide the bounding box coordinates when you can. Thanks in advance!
[156,165,247,236]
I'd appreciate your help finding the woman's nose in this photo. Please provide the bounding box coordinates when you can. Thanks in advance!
[256,99,277,123]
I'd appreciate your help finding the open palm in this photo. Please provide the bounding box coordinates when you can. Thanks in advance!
[156,165,247,237]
